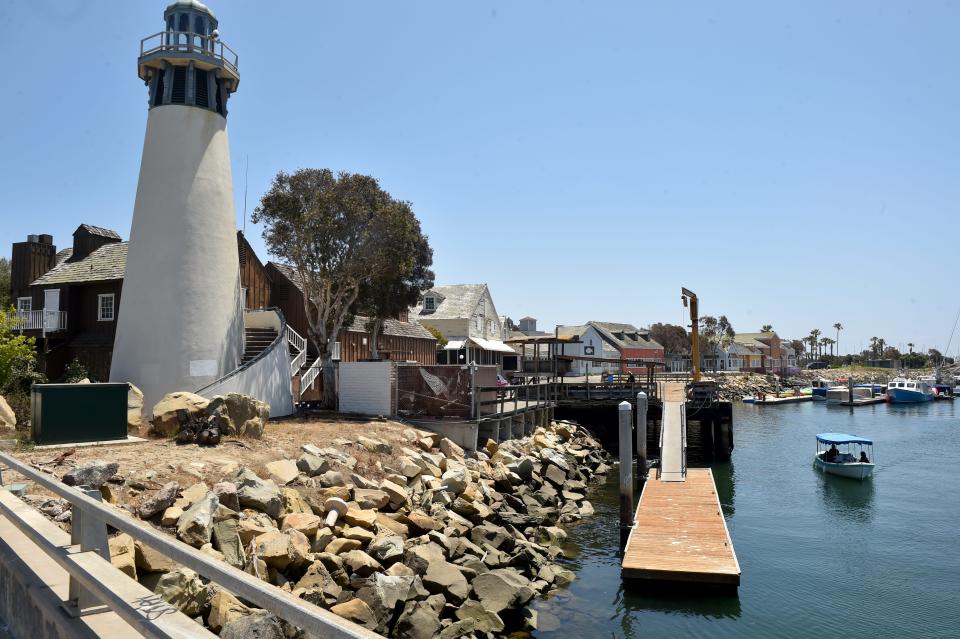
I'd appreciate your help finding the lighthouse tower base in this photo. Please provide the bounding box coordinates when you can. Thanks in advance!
[110,105,243,410]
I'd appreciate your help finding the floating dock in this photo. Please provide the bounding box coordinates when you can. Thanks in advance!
[836,397,886,407]
[621,468,740,587]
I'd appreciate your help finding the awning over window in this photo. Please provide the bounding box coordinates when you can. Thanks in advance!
[441,338,516,354]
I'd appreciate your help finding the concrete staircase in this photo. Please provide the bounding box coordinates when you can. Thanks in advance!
[242,327,278,364]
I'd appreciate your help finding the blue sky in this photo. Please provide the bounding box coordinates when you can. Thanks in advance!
[2,1,958,355]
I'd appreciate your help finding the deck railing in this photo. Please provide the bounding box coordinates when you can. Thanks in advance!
[9,310,67,334]
[140,31,239,75]
[0,450,378,639]
[286,325,307,375]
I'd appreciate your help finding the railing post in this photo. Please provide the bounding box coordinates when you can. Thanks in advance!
[636,391,648,480]
[67,486,110,616]
[618,401,634,547]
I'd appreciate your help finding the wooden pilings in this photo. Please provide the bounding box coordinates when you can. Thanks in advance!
[636,391,648,479]
[618,401,633,546]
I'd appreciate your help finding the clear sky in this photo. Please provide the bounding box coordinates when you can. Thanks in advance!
[2,1,958,356]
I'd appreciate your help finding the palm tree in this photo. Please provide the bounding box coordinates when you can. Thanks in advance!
[810,329,822,358]
[907,342,915,354]
[761,324,773,333]
[823,337,836,356]
[833,322,843,356]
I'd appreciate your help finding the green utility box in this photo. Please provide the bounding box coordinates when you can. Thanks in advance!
[31,383,129,446]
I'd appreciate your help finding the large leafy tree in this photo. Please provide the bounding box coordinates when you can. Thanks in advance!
[253,169,433,407]
[357,200,434,359]
[648,323,689,355]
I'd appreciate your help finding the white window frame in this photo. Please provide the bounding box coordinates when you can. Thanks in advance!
[424,297,435,311]
[16,297,32,315]
[98,294,115,322]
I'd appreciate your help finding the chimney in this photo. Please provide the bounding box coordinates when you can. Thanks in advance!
[11,234,58,300]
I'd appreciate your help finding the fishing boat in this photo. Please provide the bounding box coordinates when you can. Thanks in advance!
[824,386,872,405]
[814,433,875,480]
[810,379,836,401]
[886,377,934,403]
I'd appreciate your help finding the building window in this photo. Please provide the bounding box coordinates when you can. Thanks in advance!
[424,297,435,311]
[98,294,115,321]
[16,297,31,316]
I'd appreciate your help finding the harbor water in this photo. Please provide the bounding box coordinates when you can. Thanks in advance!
[532,401,960,638]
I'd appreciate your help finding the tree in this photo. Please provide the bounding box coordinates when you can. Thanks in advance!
[253,169,433,408]
[421,324,447,350]
[648,323,690,355]
[868,336,879,359]
[0,257,10,311]
[928,348,943,366]
[699,315,735,371]
[788,339,806,361]
[809,329,822,357]
[907,342,915,354]
[356,200,434,359]
[761,324,773,333]
[822,337,835,357]
[833,322,843,356]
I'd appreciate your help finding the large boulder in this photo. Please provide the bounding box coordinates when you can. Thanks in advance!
[220,612,284,639]
[205,393,269,438]
[151,392,210,437]
[141,568,208,617]
[62,461,119,489]
[176,492,218,547]
[127,384,144,432]
[108,533,137,580]
[138,481,180,519]
[471,568,534,613]
[207,588,251,633]
[230,469,281,519]
[330,598,377,630]
[0,395,17,429]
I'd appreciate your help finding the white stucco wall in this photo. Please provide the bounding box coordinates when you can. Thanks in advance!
[110,105,243,410]
[197,310,295,418]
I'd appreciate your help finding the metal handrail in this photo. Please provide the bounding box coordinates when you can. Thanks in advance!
[139,30,239,73]
[0,450,378,639]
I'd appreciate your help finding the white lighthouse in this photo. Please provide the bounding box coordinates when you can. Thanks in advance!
[111,0,244,409]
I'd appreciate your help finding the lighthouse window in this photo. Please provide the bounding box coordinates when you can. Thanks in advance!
[171,67,187,103]
[195,15,206,36]
[178,14,189,32]
[153,70,165,107]
[215,80,224,115]
[195,69,209,107]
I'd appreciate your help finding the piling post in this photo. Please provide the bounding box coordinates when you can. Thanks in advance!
[636,391,648,479]
[618,401,634,547]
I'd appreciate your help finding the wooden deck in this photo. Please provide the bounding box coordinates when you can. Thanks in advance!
[621,468,740,586]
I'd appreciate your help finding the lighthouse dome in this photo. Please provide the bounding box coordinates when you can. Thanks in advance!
[165,0,216,19]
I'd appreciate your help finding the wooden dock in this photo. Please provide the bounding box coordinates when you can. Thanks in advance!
[621,468,740,587]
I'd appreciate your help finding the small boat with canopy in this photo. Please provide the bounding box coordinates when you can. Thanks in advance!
[814,433,875,480]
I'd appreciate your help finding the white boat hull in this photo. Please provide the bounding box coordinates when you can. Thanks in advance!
[814,456,874,480]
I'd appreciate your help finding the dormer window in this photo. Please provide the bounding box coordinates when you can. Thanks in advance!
[424,297,435,312]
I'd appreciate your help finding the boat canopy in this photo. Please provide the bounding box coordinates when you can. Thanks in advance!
[816,432,873,445]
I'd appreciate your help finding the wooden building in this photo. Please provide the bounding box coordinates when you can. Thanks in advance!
[8,227,273,382]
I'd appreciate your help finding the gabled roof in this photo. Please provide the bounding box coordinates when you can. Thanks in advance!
[734,336,769,351]
[410,284,487,320]
[589,321,663,350]
[31,242,128,286]
[77,224,122,240]
[268,262,303,288]
[556,324,589,339]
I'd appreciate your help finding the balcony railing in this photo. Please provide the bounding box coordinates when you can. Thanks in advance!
[9,310,67,334]
[139,31,239,76]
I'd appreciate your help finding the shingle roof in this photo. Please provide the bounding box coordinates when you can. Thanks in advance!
[78,224,122,240]
[589,321,663,350]
[31,242,128,285]
[269,262,434,341]
[410,284,486,320]
[556,324,589,339]
[346,316,435,340]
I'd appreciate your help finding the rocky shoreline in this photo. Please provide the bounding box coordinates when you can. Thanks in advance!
[711,369,902,402]
[24,418,610,638]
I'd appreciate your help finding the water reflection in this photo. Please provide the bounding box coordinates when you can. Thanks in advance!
[712,461,736,516]
[815,466,875,523]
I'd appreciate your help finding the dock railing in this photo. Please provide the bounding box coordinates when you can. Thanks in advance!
[0,450,379,639]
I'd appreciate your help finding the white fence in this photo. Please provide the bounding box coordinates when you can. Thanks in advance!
[338,361,396,416]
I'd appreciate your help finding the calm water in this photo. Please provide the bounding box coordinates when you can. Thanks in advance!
[533,401,960,638]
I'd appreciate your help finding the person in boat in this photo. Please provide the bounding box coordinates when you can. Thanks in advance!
[859,451,870,463]
[825,445,839,462]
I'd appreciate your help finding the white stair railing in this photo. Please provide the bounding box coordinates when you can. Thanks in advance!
[300,363,321,398]
[286,325,307,375]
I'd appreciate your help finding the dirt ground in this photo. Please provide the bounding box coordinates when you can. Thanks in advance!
[8,415,421,502]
